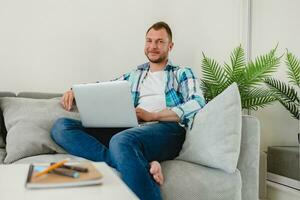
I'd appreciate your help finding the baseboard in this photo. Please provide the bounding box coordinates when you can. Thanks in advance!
[267,172,300,191]
[267,180,300,200]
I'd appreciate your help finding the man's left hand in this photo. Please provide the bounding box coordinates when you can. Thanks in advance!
[135,107,157,122]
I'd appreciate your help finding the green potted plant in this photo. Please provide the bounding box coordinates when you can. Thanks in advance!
[264,52,300,187]
[265,51,299,120]
[200,45,281,110]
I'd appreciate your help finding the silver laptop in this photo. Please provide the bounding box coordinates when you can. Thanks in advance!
[72,81,139,127]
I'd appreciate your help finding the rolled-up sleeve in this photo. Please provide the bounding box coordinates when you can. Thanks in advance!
[171,68,206,125]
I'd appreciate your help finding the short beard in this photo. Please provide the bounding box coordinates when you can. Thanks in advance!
[146,53,167,64]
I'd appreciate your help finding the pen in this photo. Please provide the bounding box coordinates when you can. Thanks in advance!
[33,159,70,178]
[26,164,34,183]
[50,163,89,173]
[52,168,80,178]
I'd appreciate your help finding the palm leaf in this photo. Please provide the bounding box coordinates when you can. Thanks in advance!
[224,45,246,83]
[265,78,299,119]
[201,53,230,100]
[278,99,299,119]
[240,87,277,110]
[200,80,219,102]
[286,51,300,87]
[265,78,299,103]
[201,53,228,86]
[243,47,280,87]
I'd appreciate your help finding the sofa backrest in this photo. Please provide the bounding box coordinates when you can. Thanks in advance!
[17,92,62,99]
[238,115,260,200]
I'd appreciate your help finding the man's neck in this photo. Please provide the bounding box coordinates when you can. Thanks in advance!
[149,60,168,72]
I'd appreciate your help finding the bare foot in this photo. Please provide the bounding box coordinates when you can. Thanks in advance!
[149,161,164,185]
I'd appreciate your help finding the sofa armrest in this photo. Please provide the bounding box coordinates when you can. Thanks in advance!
[237,115,260,200]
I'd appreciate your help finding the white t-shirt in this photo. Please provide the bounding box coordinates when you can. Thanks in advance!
[137,71,166,112]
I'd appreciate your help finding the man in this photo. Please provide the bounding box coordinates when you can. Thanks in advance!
[51,21,205,200]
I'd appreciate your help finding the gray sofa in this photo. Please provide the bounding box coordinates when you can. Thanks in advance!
[0,91,260,200]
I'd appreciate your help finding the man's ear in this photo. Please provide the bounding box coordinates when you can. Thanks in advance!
[169,42,174,51]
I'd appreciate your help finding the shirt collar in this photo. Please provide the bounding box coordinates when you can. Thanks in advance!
[137,60,178,71]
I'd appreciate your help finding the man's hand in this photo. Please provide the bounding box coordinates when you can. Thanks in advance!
[135,108,157,122]
[61,90,75,111]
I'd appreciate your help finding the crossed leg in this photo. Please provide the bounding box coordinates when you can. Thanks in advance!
[109,122,186,200]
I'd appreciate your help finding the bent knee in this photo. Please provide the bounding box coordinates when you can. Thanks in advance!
[51,118,68,133]
[51,118,78,142]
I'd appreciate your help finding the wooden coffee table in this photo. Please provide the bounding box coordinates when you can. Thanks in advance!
[0,162,139,200]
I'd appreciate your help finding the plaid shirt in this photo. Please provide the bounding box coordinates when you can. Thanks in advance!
[115,61,206,129]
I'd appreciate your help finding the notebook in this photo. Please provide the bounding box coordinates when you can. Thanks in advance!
[25,162,102,189]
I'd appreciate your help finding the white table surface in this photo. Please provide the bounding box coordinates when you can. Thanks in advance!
[0,162,139,200]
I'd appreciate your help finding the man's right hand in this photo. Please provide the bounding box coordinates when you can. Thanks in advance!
[61,90,74,111]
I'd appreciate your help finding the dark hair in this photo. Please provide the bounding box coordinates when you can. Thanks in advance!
[146,21,172,41]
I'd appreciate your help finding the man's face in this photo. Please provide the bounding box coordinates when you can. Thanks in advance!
[144,28,173,64]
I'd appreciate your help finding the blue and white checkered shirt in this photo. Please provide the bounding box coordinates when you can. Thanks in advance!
[114,61,206,129]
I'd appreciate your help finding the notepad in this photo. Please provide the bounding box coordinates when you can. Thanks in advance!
[25,162,103,189]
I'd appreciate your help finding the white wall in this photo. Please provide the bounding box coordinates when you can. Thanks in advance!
[0,0,243,93]
[251,0,300,150]
[0,0,298,162]
[251,2,300,197]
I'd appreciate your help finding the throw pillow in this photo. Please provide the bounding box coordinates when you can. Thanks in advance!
[0,97,80,163]
[177,83,242,173]
[0,92,17,148]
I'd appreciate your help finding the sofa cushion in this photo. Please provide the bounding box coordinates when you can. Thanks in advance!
[0,97,80,163]
[161,160,242,200]
[177,83,242,173]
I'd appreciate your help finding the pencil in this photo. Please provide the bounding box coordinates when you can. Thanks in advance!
[33,158,70,178]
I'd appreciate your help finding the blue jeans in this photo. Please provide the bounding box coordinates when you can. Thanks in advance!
[51,118,186,200]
